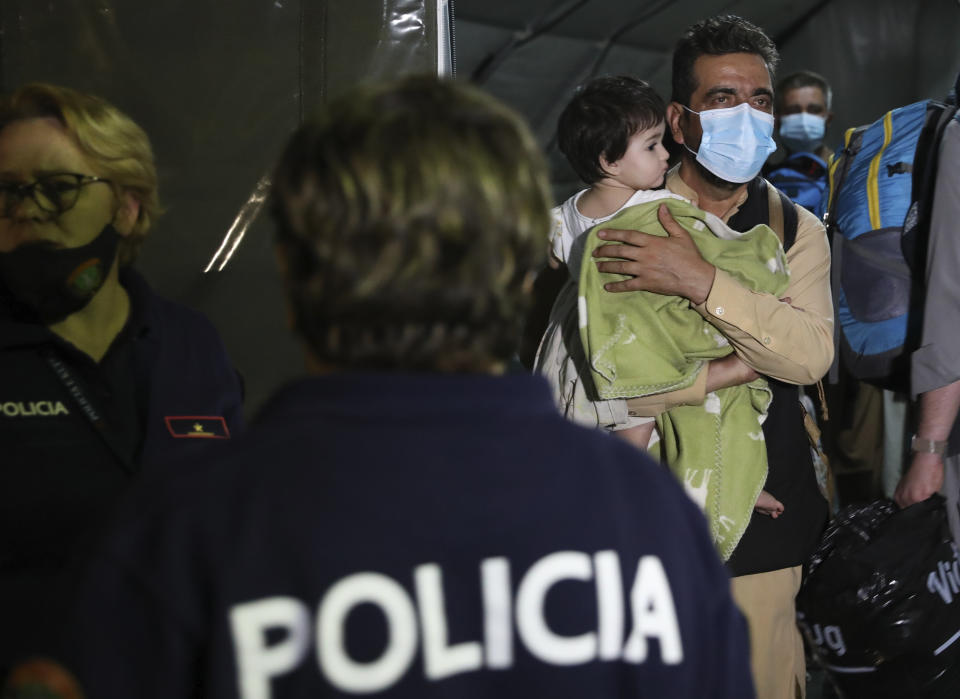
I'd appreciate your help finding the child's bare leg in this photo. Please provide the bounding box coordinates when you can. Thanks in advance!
[755,490,784,518]
[615,421,655,451]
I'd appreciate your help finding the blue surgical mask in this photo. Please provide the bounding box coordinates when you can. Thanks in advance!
[683,103,777,183]
[779,112,826,153]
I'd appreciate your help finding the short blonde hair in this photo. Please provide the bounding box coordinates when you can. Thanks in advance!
[271,76,552,371]
[0,83,161,265]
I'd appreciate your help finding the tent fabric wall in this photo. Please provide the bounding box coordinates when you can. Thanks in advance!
[0,0,442,414]
[776,0,960,155]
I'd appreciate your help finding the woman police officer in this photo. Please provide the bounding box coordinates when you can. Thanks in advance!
[0,84,243,676]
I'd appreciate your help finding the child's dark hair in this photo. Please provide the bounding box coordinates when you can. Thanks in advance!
[557,75,666,185]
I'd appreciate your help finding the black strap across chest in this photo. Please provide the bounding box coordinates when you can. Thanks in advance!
[727,178,799,252]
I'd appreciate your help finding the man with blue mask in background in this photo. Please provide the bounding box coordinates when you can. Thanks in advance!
[775,71,833,162]
[764,71,835,219]
[592,15,833,699]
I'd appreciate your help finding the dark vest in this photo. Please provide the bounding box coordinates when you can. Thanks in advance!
[723,178,830,577]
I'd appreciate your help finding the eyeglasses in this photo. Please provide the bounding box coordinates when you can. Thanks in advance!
[0,172,112,217]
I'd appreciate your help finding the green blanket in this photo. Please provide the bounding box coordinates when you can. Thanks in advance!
[579,196,790,560]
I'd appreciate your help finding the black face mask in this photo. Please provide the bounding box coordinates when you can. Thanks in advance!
[0,223,121,324]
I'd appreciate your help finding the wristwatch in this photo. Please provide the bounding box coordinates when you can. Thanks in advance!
[911,434,948,455]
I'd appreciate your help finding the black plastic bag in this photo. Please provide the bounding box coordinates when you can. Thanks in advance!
[797,495,960,698]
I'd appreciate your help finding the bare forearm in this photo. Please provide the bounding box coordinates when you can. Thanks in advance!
[916,380,960,440]
[894,379,960,507]
[705,354,759,393]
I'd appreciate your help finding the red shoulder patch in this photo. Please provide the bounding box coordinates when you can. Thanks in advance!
[3,657,85,699]
[164,415,231,439]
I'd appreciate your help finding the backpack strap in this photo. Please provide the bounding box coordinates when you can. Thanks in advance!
[727,177,799,252]
[825,126,863,226]
[767,183,785,241]
[764,180,799,252]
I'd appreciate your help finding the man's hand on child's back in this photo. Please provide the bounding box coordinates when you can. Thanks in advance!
[594,204,716,303]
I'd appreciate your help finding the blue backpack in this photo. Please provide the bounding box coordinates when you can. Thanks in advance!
[766,151,828,219]
[826,85,959,392]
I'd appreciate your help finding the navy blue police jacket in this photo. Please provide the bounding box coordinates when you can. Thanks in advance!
[67,372,754,699]
[0,267,243,674]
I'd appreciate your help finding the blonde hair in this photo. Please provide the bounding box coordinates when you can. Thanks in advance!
[271,75,552,371]
[0,83,161,264]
